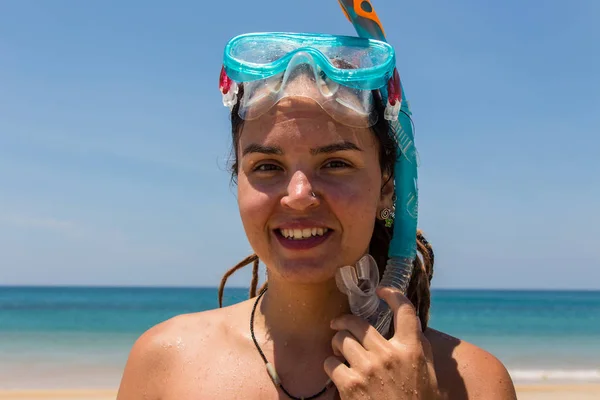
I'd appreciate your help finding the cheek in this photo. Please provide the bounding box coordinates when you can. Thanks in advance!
[325,174,380,239]
[237,176,277,238]
[238,182,261,220]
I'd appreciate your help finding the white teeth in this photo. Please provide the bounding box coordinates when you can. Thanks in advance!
[279,227,330,240]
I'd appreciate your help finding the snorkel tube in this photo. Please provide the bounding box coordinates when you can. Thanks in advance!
[335,0,419,336]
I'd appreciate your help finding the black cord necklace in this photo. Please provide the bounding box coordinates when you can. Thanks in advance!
[250,287,333,400]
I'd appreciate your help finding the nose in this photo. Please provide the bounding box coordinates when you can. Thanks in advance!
[280,170,319,211]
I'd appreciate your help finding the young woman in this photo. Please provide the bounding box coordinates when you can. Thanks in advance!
[117,31,517,400]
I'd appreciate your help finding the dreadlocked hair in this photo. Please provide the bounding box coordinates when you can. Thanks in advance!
[219,80,435,330]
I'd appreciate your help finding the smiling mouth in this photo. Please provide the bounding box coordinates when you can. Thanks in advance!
[274,227,333,250]
[278,227,330,240]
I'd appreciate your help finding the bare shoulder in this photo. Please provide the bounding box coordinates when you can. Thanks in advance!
[116,304,246,400]
[425,328,517,400]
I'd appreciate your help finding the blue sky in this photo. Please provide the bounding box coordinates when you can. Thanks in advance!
[0,0,598,289]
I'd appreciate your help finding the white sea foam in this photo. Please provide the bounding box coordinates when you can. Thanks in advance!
[509,369,600,383]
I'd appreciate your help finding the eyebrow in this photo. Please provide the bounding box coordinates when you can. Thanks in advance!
[310,141,362,155]
[242,140,362,157]
[242,143,283,156]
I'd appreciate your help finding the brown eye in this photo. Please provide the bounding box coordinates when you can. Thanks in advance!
[253,163,282,172]
[323,160,351,169]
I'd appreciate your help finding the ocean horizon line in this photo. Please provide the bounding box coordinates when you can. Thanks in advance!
[1,284,599,292]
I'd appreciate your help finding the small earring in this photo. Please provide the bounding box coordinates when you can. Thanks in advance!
[380,208,394,228]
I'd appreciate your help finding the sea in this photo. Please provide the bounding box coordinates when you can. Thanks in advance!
[0,287,599,389]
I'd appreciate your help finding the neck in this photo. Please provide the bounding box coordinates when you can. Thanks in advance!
[250,275,352,395]
[257,277,350,347]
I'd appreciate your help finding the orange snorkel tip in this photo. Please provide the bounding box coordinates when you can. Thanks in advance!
[353,0,385,38]
[338,0,386,41]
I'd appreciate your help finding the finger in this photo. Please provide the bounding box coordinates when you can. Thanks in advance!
[377,286,420,342]
[323,355,355,389]
[331,314,387,352]
[323,355,348,379]
[331,330,370,370]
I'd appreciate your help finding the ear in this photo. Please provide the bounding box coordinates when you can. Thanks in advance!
[378,174,395,211]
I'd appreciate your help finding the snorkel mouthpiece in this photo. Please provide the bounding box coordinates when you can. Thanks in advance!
[335,254,381,322]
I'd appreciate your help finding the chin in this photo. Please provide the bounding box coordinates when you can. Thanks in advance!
[270,257,341,284]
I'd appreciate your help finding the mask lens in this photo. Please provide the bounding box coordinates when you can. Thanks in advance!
[238,52,377,128]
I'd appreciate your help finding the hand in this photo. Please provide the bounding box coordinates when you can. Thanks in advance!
[324,287,441,399]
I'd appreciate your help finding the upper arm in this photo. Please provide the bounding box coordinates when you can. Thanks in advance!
[426,329,517,400]
[116,322,177,400]
[459,348,517,400]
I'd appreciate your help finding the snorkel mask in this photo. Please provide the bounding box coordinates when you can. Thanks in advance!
[219,0,418,337]
[221,32,396,127]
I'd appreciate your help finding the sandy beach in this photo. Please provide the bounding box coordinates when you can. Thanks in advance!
[1,386,600,399]
[515,384,600,399]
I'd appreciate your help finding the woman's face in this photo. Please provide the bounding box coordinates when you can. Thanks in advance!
[236,93,392,284]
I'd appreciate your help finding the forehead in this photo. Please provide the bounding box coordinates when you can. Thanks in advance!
[241,70,376,128]
[239,97,378,151]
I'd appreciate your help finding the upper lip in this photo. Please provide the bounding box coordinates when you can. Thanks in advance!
[274,220,332,230]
